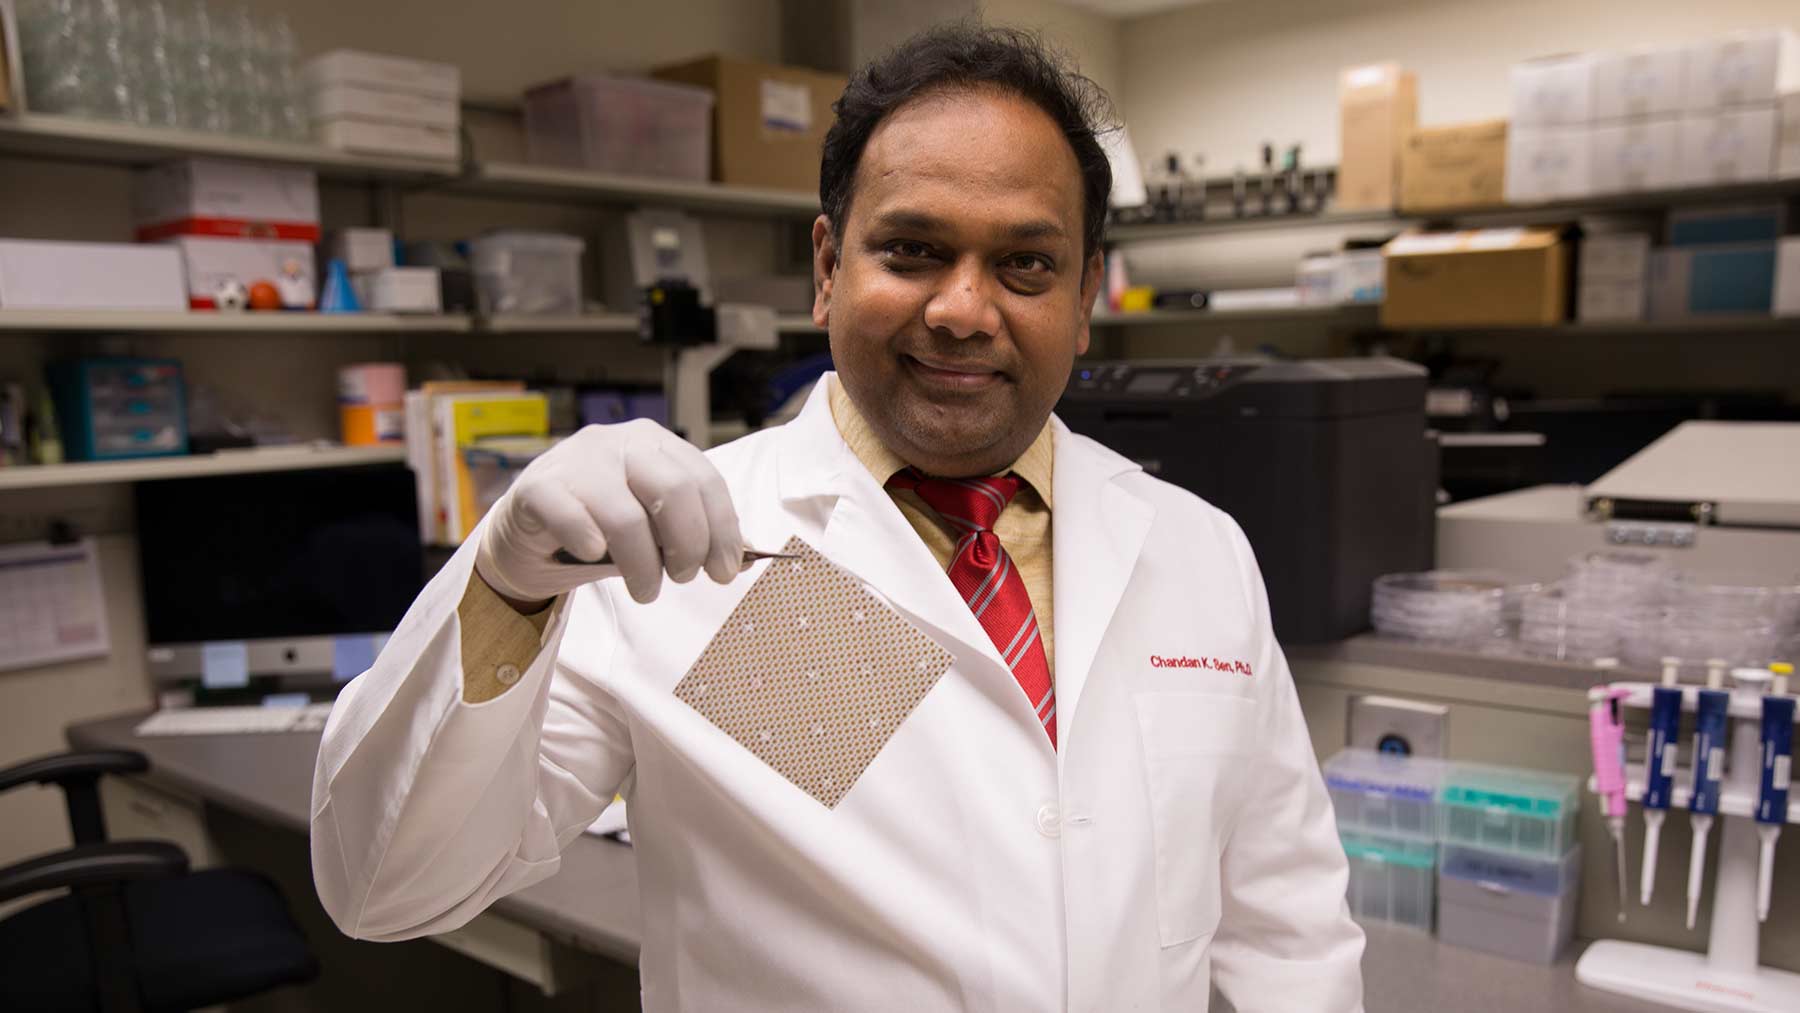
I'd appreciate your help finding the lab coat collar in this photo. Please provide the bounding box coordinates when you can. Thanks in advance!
[1047,416,1154,754]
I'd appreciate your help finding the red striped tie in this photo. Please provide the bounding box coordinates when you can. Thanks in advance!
[887,468,1056,747]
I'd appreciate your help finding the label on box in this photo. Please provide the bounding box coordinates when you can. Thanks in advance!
[760,78,812,133]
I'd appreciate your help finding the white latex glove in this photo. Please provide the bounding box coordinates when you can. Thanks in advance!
[475,420,745,606]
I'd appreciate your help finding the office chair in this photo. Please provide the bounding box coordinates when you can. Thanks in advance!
[0,750,319,1013]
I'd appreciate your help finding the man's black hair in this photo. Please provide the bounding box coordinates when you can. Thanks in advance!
[819,21,1116,259]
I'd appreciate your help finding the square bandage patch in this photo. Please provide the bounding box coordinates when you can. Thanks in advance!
[672,535,953,808]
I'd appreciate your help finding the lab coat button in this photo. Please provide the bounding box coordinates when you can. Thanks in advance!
[1036,803,1061,838]
[495,662,521,686]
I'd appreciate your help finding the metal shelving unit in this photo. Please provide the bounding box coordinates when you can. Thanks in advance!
[452,161,820,217]
[1091,303,1381,327]
[0,309,474,333]
[0,444,406,491]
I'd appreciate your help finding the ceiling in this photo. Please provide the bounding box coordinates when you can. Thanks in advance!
[1054,0,1225,18]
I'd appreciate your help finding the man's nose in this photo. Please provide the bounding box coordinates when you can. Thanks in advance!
[922,257,1002,340]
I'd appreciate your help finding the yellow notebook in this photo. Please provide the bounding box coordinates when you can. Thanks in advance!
[435,393,548,543]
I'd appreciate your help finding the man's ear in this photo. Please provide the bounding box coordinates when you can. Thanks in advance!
[1075,249,1104,356]
[811,215,837,329]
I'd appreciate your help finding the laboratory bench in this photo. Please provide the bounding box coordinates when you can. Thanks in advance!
[63,708,1678,1011]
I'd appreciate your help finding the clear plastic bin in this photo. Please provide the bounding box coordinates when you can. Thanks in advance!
[1438,844,1582,964]
[524,75,714,181]
[1439,763,1580,859]
[1340,829,1437,931]
[1323,749,1444,838]
[471,232,586,316]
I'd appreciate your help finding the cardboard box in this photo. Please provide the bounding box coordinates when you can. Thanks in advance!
[164,235,316,309]
[307,84,460,129]
[1593,47,1687,120]
[1648,243,1777,318]
[1337,63,1418,211]
[1589,118,1681,193]
[368,267,441,313]
[1578,280,1646,322]
[133,159,320,241]
[1399,119,1507,211]
[0,241,186,310]
[302,50,460,99]
[1510,54,1598,126]
[1505,127,1592,203]
[1778,92,1800,177]
[1580,233,1650,282]
[1776,237,1800,316]
[1380,228,1569,328]
[652,55,846,193]
[315,118,459,161]
[1684,29,1800,111]
[1678,106,1777,185]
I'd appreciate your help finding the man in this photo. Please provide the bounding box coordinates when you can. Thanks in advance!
[313,23,1364,1012]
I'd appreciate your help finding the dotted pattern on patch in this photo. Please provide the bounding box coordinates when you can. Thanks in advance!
[672,535,953,809]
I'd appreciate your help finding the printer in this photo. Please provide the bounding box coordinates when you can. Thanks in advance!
[1057,357,1435,644]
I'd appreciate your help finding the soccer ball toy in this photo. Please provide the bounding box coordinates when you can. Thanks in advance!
[214,279,250,311]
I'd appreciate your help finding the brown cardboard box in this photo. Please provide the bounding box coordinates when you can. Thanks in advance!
[1380,228,1569,328]
[654,55,847,194]
[1337,63,1418,211]
[1400,120,1508,212]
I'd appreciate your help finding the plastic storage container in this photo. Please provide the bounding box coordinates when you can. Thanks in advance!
[1340,829,1437,931]
[523,75,714,181]
[470,232,585,316]
[1439,763,1580,859]
[1437,844,1582,964]
[1323,749,1444,838]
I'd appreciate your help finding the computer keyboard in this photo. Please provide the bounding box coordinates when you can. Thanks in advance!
[135,703,334,737]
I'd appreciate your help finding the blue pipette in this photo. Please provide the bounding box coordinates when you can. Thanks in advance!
[1641,657,1683,906]
[1687,658,1730,930]
[1757,662,1793,923]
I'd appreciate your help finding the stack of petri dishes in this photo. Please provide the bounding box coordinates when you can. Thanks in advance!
[1518,552,1672,663]
[1371,571,1530,649]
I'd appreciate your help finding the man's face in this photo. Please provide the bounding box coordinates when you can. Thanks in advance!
[812,87,1103,478]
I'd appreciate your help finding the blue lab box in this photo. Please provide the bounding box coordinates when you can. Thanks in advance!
[1648,243,1777,318]
[46,357,188,461]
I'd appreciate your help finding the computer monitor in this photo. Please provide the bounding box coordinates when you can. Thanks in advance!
[134,464,424,688]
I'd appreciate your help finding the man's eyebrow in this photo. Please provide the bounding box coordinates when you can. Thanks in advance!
[868,209,1068,243]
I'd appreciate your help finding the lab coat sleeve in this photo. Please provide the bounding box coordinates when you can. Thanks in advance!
[309,528,634,942]
[1209,520,1366,1013]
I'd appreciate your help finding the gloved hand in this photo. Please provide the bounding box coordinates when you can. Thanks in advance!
[475,419,745,607]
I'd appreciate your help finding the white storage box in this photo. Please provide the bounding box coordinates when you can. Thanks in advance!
[307,84,459,129]
[523,75,714,181]
[1592,47,1687,120]
[1505,127,1592,202]
[1776,91,1799,177]
[1340,828,1437,931]
[1580,233,1650,283]
[1684,29,1800,111]
[1437,844,1581,964]
[1323,748,1444,839]
[1510,54,1598,126]
[1578,281,1647,322]
[164,235,316,309]
[1589,118,1681,193]
[0,240,186,310]
[133,159,320,241]
[1678,106,1777,185]
[332,228,394,273]
[471,232,585,316]
[302,50,460,99]
[315,119,459,161]
[368,267,441,313]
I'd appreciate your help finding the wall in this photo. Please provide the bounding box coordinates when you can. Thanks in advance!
[984,0,1125,105]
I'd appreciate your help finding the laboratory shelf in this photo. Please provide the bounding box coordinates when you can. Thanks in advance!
[0,112,462,182]
[453,161,821,217]
[1107,208,1411,242]
[0,309,473,333]
[0,444,406,491]
[1395,316,1800,338]
[1091,303,1381,327]
[777,314,824,334]
[477,313,639,334]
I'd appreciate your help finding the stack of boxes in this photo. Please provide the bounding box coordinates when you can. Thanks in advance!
[330,228,441,314]
[1651,205,1784,320]
[304,50,462,162]
[1508,28,1799,203]
[1324,749,1583,964]
[1578,232,1652,322]
[133,159,320,310]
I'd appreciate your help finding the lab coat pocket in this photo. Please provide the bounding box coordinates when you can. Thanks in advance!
[1135,691,1258,947]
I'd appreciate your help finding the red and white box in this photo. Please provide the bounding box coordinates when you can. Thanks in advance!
[133,158,321,243]
[163,236,316,309]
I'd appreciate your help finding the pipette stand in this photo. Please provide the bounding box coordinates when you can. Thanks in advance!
[1576,682,1800,1013]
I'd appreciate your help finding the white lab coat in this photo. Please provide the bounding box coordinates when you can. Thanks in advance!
[312,376,1365,1012]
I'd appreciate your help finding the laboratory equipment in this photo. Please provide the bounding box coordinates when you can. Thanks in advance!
[135,464,423,691]
[1370,571,1526,647]
[1756,661,1792,923]
[1438,762,1581,859]
[1577,677,1800,1012]
[1323,748,1444,837]
[1687,660,1731,929]
[1259,142,1275,215]
[1588,685,1631,921]
[1436,843,1582,964]
[470,231,585,316]
[553,546,799,569]
[1340,829,1437,930]
[1058,358,1435,644]
[522,73,714,181]
[45,357,186,461]
[1641,656,1683,905]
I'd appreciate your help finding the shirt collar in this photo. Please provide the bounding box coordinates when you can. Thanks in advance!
[826,373,1055,508]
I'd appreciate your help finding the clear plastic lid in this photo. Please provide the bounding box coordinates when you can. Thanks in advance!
[1323,748,1446,800]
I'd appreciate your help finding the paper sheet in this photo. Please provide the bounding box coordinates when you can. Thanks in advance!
[0,538,109,673]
